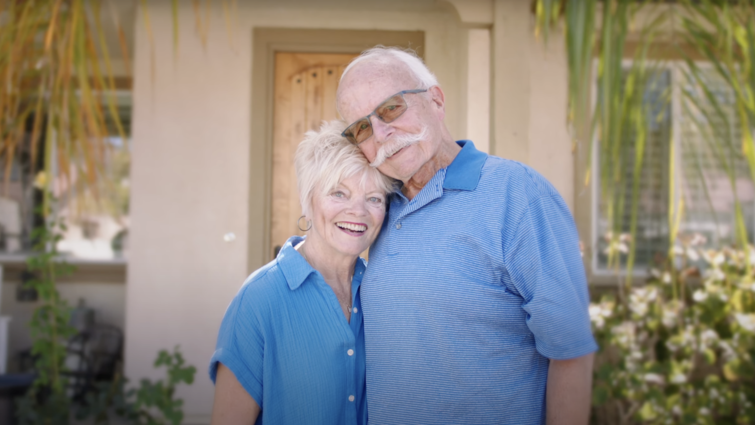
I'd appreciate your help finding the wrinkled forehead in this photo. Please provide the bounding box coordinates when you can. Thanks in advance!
[337,61,418,122]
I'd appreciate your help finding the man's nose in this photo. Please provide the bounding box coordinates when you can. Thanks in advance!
[369,115,394,143]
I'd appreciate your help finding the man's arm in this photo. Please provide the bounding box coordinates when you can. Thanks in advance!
[211,363,260,425]
[546,352,594,425]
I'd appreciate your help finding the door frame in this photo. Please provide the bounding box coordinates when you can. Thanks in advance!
[248,28,425,274]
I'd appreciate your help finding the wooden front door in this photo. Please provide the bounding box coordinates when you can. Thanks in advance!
[270,52,358,259]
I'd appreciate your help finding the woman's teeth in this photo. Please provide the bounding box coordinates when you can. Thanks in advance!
[336,222,366,232]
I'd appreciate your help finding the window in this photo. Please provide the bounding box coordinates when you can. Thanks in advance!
[0,91,131,261]
[593,65,755,273]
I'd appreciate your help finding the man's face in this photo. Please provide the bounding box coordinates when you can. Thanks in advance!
[338,64,444,183]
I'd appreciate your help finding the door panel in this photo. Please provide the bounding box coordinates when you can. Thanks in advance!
[271,53,357,259]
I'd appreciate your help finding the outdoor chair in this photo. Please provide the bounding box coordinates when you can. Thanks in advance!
[63,323,124,403]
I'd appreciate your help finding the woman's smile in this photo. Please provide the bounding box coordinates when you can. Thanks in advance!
[336,221,368,235]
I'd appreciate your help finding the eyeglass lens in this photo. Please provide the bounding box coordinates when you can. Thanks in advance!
[346,93,409,144]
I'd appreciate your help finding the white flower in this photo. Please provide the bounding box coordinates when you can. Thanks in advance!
[647,287,658,301]
[700,329,718,343]
[699,407,710,415]
[673,245,684,256]
[718,340,736,361]
[693,290,708,302]
[690,233,707,246]
[644,373,665,385]
[630,300,648,316]
[589,305,605,329]
[589,302,614,330]
[735,313,755,332]
[663,272,672,284]
[670,373,687,384]
[629,287,658,316]
[612,322,636,348]
[686,248,700,262]
[672,406,682,416]
[589,304,601,318]
[651,268,662,279]
[703,268,725,283]
[662,304,679,328]
[700,329,719,347]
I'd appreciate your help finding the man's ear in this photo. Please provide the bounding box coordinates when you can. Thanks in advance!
[428,85,446,117]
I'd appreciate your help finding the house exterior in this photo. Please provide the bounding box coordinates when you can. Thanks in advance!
[124,1,580,421]
[1,0,583,422]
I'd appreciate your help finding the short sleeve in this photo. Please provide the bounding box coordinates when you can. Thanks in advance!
[503,191,598,360]
[209,289,265,406]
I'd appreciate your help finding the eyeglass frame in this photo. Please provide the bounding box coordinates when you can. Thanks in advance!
[341,88,428,145]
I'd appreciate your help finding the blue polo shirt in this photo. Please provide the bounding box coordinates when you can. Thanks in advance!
[209,236,367,425]
[362,141,597,425]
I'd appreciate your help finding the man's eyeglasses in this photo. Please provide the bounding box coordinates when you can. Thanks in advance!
[341,89,428,145]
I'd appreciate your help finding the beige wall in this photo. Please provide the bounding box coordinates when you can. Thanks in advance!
[492,0,574,211]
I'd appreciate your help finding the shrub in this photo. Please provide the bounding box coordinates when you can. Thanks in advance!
[591,236,755,424]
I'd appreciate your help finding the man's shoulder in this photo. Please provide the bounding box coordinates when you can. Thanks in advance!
[478,156,560,200]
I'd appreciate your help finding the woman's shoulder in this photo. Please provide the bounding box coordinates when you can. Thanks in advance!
[237,258,289,301]
[221,258,290,323]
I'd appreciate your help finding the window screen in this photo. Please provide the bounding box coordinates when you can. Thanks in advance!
[680,68,755,248]
[595,66,755,272]
[596,70,672,270]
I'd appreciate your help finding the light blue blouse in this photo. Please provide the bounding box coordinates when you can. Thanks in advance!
[209,236,367,425]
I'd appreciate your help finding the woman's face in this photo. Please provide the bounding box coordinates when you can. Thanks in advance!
[308,173,387,259]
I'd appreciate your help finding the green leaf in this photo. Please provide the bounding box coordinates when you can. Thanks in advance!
[639,401,658,420]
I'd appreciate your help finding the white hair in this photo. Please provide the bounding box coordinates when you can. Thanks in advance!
[340,46,439,90]
[294,120,396,217]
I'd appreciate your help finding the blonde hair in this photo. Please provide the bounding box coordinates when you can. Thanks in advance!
[294,120,396,217]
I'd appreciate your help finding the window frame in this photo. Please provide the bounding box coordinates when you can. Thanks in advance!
[589,59,755,277]
[0,89,131,267]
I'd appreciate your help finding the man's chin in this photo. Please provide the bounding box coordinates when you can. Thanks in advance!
[377,160,417,183]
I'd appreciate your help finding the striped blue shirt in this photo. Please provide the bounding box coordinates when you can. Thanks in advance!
[209,236,367,425]
[362,141,597,425]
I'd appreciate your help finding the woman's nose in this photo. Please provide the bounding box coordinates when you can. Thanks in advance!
[347,198,369,215]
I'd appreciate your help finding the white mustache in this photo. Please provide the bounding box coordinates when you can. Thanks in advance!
[370,126,428,168]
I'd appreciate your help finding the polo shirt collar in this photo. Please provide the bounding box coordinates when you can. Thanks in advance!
[442,140,487,191]
[276,235,368,291]
[277,235,315,290]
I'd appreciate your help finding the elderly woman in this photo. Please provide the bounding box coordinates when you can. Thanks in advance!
[209,119,394,425]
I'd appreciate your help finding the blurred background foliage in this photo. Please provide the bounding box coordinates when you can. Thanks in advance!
[0,0,128,217]
[536,0,755,423]
[536,0,755,284]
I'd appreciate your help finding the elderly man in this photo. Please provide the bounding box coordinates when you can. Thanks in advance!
[336,47,597,425]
